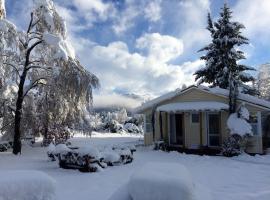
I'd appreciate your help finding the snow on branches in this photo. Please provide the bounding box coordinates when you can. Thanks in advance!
[0,0,99,153]
[194,3,256,113]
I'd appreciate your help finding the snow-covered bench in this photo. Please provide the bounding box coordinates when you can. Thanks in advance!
[0,170,56,200]
[47,143,135,172]
[109,162,211,200]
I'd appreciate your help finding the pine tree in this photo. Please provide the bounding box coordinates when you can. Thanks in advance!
[194,4,256,113]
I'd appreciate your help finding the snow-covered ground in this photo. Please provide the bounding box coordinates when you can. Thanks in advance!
[0,134,270,200]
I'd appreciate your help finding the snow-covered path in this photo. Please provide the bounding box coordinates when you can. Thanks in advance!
[0,136,270,200]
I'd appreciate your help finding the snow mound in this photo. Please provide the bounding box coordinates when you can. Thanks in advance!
[0,170,56,200]
[102,151,121,163]
[54,144,70,154]
[47,143,55,154]
[128,162,196,200]
[76,146,100,159]
[227,113,252,136]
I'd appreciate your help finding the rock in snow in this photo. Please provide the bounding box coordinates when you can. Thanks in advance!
[0,170,56,200]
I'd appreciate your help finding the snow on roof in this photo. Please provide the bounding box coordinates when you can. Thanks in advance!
[199,85,270,110]
[135,85,270,113]
[157,102,229,112]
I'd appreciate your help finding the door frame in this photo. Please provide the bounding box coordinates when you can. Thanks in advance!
[168,113,185,147]
[206,112,221,147]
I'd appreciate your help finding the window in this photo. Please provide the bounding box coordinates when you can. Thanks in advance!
[145,114,153,133]
[191,113,200,123]
[249,113,258,135]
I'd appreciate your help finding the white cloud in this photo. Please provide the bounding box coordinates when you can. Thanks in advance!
[112,0,140,35]
[233,0,270,42]
[144,0,162,22]
[136,33,184,62]
[72,0,115,24]
[173,0,211,51]
[75,39,203,102]
[93,94,141,109]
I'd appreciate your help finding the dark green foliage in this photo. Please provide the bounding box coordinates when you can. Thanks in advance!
[195,4,255,93]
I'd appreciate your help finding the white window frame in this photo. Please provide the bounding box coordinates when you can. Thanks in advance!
[190,112,200,124]
[206,112,220,147]
[144,114,152,134]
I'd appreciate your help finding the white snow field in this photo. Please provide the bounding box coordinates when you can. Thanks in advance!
[0,170,56,200]
[1,134,270,200]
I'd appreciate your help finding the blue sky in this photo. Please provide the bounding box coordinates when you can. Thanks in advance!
[5,0,270,107]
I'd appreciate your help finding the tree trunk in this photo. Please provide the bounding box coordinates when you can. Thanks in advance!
[13,69,27,155]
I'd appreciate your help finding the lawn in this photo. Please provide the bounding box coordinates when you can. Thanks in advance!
[0,134,270,200]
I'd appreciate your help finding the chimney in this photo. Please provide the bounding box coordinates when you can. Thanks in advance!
[0,0,6,19]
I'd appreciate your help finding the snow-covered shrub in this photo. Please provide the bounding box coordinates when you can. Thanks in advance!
[124,123,141,133]
[124,115,143,126]
[47,143,56,161]
[42,126,72,146]
[222,103,253,156]
[102,151,121,166]
[104,119,124,133]
[0,170,56,200]
[47,143,135,172]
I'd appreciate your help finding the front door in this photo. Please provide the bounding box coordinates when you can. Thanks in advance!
[175,114,184,145]
[169,114,184,146]
[207,113,220,147]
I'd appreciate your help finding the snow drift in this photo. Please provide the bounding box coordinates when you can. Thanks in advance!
[109,162,211,200]
[0,170,56,200]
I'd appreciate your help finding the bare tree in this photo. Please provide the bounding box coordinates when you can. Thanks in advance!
[12,13,47,154]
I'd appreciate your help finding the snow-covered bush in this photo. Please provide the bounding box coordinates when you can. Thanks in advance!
[47,143,135,172]
[222,103,253,156]
[124,123,141,133]
[0,170,56,200]
[109,162,208,200]
[104,119,124,133]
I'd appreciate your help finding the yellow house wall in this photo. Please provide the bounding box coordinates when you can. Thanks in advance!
[141,88,265,153]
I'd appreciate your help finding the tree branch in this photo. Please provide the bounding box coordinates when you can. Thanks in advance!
[3,62,20,76]
[27,12,34,34]
[26,65,52,72]
[23,78,46,98]
[0,120,15,132]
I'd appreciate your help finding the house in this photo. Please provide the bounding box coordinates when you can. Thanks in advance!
[135,85,270,154]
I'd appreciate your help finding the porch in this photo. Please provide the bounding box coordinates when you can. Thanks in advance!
[155,102,230,151]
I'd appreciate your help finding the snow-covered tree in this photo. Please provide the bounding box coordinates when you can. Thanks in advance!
[0,0,99,154]
[222,103,252,156]
[0,0,5,19]
[194,4,256,113]
[257,63,270,101]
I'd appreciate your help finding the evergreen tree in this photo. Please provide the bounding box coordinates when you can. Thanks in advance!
[194,4,256,113]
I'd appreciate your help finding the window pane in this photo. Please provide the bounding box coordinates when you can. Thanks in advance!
[210,136,220,146]
[146,114,152,123]
[209,114,219,135]
[145,123,152,132]
[192,114,199,123]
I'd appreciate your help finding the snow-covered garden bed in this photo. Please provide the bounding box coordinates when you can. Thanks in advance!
[0,170,55,200]
[47,142,136,172]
